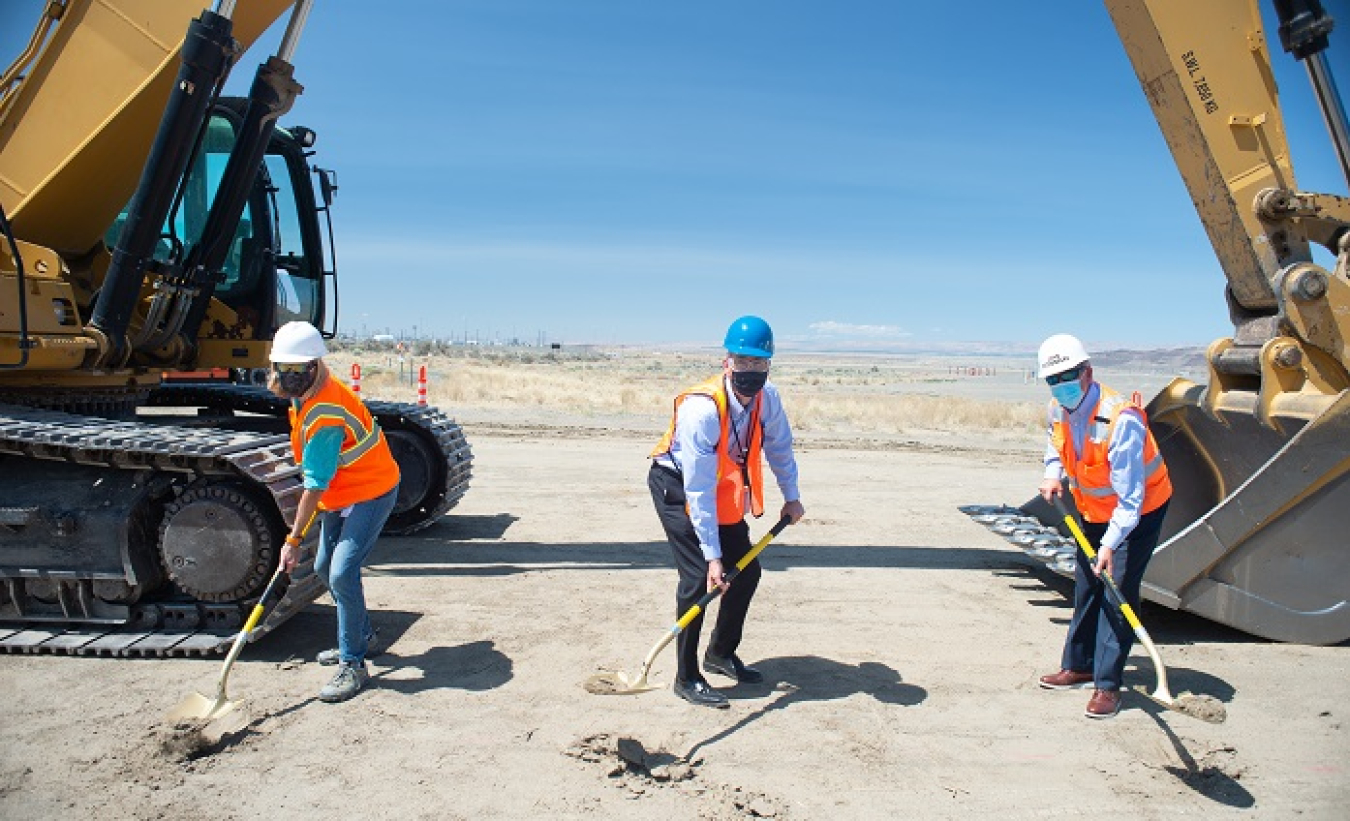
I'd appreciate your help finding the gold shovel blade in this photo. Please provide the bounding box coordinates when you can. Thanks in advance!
[584,670,661,696]
[1135,686,1227,723]
[167,690,237,723]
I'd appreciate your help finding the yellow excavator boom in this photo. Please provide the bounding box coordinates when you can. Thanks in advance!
[1104,0,1350,644]
[969,0,1350,644]
[0,0,293,255]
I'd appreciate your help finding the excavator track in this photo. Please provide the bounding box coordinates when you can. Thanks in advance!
[0,386,471,656]
[0,403,326,656]
[0,385,471,657]
[147,384,474,534]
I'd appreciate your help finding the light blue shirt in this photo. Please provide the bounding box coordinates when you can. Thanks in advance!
[300,422,345,491]
[1042,382,1147,552]
[656,377,800,560]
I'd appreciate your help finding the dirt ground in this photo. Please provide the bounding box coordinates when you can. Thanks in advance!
[1,420,1347,820]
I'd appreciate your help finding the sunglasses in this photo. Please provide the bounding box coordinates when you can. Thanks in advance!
[1045,366,1082,386]
[729,355,771,372]
[273,362,313,374]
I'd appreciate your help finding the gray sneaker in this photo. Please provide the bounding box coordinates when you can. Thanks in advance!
[318,661,370,703]
[316,630,381,666]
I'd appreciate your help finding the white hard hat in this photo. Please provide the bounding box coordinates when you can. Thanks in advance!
[1037,333,1090,378]
[270,321,328,363]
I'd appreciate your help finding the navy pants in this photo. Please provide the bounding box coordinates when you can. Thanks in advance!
[1061,501,1169,691]
[648,463,761,684]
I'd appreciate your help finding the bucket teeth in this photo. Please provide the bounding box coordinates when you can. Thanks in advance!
[963,502,1076,577]
[959,504,1021,516]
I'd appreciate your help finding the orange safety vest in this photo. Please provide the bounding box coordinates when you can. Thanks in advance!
[1049,384,1172,523]
[289,374,401,510]
[650,375,765,524]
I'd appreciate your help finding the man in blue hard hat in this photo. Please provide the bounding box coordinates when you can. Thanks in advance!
[648,316,807,708]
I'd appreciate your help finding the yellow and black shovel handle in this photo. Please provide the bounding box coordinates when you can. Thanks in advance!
[1051,495,1173,703]
[239,566,290,636]
[632,515,792,681]
[673,515,792,633]
[212,512,314,695]
[1051,496,1142,631]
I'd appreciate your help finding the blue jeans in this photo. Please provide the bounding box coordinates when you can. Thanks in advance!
[312,484,399,665]
[1062,502,1169,691]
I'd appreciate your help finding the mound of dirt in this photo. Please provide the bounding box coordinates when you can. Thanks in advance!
[564,734,789,818]
[565,733,695,785]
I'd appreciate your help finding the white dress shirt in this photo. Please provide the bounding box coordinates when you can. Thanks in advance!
[656,377,800,560]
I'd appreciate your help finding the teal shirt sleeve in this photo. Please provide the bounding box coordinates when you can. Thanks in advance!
[302,426,345,490]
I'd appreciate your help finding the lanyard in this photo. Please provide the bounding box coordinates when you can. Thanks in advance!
[728,396,757,509]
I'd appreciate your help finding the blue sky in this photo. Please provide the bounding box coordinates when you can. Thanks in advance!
[3,1,1348,350]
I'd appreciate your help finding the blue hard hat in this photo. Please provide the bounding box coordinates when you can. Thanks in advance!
[724,315,774,358]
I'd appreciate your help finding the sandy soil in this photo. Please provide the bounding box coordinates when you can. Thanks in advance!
[1,420,1347,820]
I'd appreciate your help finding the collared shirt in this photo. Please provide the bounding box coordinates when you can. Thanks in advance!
[1042,382,1147,551]
[657,377,800,560]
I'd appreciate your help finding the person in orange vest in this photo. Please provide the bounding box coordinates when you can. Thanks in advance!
[269,321,402,704]
[649,316,806,708]
[1034,334,1172,719]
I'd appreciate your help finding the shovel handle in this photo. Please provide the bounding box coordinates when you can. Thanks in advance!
[674,515,791,631]
[240,567,290,634]
[1051,495,1172,701]
[1051,497,1131,614]
[212,512,316,699]
[637,516,793,677]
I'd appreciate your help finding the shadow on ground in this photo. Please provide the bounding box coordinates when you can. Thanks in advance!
[377,514,1033,579]
[374,639,513,694]
[685,655,926,760]
[1145,703,1256,809]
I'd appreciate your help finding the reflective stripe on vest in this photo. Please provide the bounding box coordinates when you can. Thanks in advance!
[650,375,765,523]
[289,375,400,510]
[1049,384,1172,523]
[300,403,384,467]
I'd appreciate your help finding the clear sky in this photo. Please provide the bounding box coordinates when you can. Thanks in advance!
[2,1,1347,351]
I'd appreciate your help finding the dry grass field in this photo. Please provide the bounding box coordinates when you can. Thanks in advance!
[327,343,1054,441]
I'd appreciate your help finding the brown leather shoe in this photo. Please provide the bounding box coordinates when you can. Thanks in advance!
[1085,688,1122,719]
[1039,669,1094,690]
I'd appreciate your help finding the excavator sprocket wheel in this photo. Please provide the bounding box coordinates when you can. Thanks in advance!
[159,482,277,603]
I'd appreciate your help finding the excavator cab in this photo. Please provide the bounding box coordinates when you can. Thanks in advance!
[968,0,1350,644]
[97,103,334,351]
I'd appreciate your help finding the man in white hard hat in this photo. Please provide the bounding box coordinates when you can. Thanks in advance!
[269,321,401,703]
[1033,333,1172,719]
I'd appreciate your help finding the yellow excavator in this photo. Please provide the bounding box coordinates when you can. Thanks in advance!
[0,1,472,655]
[969,0,1350,644]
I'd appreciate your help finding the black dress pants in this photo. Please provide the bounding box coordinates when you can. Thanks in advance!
[648,463,762,683]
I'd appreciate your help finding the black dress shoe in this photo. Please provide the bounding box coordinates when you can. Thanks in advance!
[673,679,729,709]
[702,652,764,684]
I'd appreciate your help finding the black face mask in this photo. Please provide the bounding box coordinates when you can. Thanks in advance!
[730,370,768,397]
[274,363,319,398]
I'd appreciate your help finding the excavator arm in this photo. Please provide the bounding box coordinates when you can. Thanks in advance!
[969,0,1350,644]
[0,0,294,254]
[1104,0,1350,645]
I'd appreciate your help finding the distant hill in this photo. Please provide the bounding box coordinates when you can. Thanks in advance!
[1090,347,1206,372]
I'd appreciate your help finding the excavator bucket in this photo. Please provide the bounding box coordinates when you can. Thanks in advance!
[1143,379,1350,645]
[964,0,1350,646]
